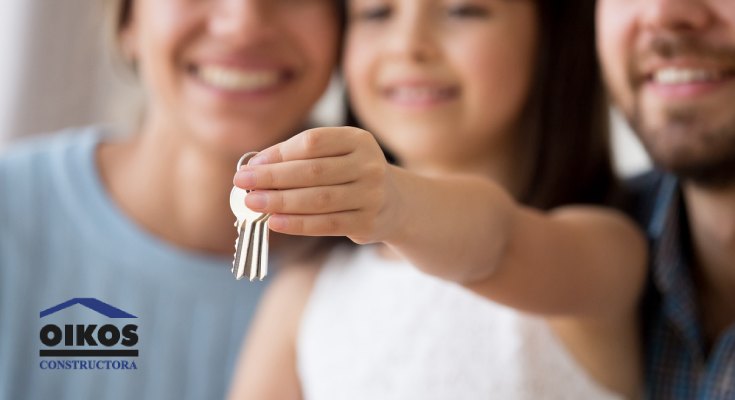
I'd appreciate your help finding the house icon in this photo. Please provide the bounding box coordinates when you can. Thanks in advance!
[40,298,137,319]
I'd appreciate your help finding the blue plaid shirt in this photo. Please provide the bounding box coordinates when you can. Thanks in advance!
[631,172,735,399]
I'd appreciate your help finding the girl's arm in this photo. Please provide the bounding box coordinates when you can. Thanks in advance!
[227,263,320,400]
[235,127,647,318]
[387,167,648,318]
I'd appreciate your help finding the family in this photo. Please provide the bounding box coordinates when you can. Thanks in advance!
[0,0,733,399]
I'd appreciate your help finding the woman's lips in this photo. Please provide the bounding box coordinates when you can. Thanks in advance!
[188,63,294,93]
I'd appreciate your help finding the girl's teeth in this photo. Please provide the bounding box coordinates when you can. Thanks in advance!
[653,68,723,85]
[390,87,451,102]
[197,66,280,91]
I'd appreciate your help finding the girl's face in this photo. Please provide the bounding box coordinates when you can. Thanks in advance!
[122,0,339,156]
[345,0,538,173]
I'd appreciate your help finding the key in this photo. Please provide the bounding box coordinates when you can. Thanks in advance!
[247,212,270,281]
[258,215,270,280]
[230,152,271,281]
[230,185,265,280]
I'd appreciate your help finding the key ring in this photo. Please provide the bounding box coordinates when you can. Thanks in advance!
[236,152,259,194]
[236,152,259,171]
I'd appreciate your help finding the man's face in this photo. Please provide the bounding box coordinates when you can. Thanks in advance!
[597,0,735,187]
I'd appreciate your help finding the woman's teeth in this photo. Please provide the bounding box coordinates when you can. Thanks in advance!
[652,67,729,85]
[197,66,281,91]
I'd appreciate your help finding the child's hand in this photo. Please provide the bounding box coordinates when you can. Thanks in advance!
[233,127,401,244]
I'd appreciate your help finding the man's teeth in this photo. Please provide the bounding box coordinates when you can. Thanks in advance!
[197,66,280,91]
[389,87,453,102]
[653,68,726,85]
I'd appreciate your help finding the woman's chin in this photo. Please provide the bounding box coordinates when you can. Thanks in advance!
[190,123,294,157]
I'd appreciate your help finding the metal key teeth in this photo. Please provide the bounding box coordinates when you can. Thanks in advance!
[231,219,238,273]
[231,236,239,273]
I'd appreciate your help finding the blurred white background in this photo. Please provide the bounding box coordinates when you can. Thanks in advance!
[0,0,651,177]
[0,1,117,142]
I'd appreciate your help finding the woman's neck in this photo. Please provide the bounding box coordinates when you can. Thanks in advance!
[97,122,248,256]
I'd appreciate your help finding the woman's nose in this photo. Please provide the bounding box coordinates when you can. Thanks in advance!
[209,0,276,43]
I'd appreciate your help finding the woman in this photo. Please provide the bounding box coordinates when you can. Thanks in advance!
[0,0,339,399]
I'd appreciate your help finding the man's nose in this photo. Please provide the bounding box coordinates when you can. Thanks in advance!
[640,0,713,34]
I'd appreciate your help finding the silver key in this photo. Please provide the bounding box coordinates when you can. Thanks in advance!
[230,186,264,280]
[230,152,271,281]
[247,212,270,281]
[258,216,270,280]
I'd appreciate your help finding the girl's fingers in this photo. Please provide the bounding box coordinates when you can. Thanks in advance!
[266,211,365,237]
[235,155,361,190]
[250,127,372,165]
[245,182,376,215]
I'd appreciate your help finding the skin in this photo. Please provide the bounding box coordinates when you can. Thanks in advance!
[231,0,646,398]
[597,0,735,346]
[97,0,338,255]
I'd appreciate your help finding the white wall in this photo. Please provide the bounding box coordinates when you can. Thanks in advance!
[0,0,121,148]
[611,109,652,177]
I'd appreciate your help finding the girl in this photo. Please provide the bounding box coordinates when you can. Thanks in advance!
[0,0,340,399]
[230,0,645,398]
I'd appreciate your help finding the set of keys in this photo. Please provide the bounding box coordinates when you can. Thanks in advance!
[230,152,270,281]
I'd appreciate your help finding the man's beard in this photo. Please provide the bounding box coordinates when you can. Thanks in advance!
[624,34,735,189]
[629,101,735,189]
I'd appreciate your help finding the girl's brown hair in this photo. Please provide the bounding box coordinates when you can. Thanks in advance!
[517,0,615,209]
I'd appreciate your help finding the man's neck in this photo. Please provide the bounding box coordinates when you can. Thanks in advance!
[682,182,735,344]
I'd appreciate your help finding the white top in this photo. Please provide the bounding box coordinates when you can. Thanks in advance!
[297,245,621,400]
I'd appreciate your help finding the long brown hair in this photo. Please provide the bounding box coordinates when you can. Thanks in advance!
[518,0,614,210]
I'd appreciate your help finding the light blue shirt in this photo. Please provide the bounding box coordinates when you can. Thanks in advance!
[0,127,269,400]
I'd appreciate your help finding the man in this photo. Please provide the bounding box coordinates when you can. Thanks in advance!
[597,0,735,398]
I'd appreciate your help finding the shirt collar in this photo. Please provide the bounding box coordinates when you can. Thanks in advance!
[649,174,705,359]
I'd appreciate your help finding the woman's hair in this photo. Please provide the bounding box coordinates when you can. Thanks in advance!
[103,0,135,75]
[347,0,616,210]
[516,0,615,210]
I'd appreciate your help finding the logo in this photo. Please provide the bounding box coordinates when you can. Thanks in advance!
[38,298,139,370]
